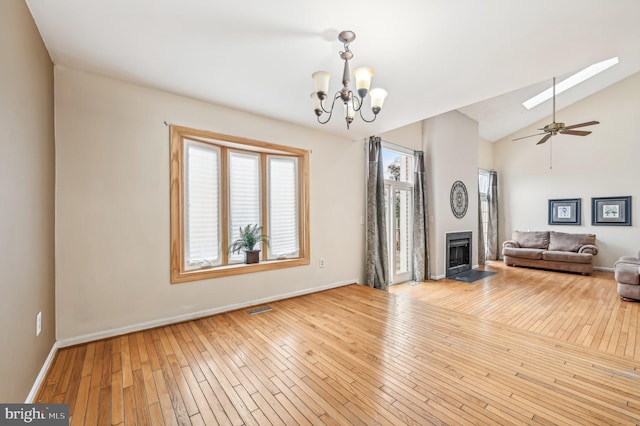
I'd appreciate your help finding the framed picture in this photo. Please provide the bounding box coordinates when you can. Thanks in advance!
[548,198,581,225]
[591,196,632,226]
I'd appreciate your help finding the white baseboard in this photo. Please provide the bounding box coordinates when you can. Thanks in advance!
[594,266,614,272]
[25,341,59,403]
[57,279,355,348]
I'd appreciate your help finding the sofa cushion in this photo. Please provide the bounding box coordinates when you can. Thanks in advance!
[512,231,550,249]
[548,231,596,252]
[542,251,592,264]
[503,247,544,260]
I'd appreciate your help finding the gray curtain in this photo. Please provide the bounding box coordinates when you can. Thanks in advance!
[412,151,430,281]
[486,170,499,260]
[478,183,486,265]
[365,136,389,290]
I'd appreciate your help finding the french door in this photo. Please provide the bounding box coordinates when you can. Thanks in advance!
[384,182,413,284]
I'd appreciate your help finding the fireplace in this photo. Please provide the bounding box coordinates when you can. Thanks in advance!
[446,231,472,277]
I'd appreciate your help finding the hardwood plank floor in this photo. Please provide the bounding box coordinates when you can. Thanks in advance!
[392,261,640,362]
[37,263,640,425]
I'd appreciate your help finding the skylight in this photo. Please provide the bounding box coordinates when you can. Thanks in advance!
[522,57,619,110]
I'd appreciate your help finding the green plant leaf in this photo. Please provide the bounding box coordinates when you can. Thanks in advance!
[228,223,270,254]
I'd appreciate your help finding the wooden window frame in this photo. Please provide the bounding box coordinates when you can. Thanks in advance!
[170,125,310,283]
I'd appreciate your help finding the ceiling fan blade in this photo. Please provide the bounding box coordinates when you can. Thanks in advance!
[560,129,591,136]
[536,134,552,145]
[563,120,600,130]
[512,132,547,141]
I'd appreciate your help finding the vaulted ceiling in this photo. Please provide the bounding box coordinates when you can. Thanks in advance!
[26,0,640,141]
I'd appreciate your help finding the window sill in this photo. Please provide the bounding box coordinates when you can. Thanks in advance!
[171,257,310,284]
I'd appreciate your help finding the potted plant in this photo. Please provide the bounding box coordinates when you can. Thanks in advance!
[229,224,270,264]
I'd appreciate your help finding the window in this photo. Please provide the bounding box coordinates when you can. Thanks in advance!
[228,151,261,264]
[382,146,413,183]
[170,125,310,283]
[268,156,300,259]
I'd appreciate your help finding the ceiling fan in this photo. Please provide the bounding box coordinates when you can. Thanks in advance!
[513,77,599,145]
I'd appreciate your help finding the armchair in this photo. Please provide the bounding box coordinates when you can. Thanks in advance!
[614,252,640,301]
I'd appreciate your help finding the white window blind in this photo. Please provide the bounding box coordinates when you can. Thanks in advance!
[184,141,220,269]
[268,156,299,258]
[228,151,261,263]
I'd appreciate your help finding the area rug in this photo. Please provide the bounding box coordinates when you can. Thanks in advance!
[450,269,496,283]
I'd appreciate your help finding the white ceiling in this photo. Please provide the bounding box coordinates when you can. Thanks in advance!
[25,0,640,142]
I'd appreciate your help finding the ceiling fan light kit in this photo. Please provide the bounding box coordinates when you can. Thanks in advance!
[311,30,387,129]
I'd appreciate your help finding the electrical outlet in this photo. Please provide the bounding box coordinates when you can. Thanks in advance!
[36,311,42,336]
[319,258,326,268]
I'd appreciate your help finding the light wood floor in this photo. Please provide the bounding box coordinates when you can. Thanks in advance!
[36,262,640,425]
[392,261,640,362]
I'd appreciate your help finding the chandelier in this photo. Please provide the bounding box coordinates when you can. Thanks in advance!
[311,30,387,129]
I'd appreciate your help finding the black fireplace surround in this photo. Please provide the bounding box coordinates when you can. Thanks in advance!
[446,231,472,277]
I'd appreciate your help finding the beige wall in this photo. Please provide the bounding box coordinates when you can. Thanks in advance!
[380,122,423,150]
[494,72,640,268]
[0,0,55,401]
[54,67,366,342]
[381,117,482,279]
[423,111,480,278]
[478,137,494,170]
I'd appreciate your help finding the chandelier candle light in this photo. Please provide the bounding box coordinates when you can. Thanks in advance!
[311,30,387,129]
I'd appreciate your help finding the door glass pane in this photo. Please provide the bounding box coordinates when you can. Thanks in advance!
[479,170,490,255]
[384,185,391,275]
[394,189,412,275]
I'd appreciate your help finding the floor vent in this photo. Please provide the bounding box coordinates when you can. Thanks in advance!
[248,306,273,315]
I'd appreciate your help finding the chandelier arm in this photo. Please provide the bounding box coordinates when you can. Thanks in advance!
[358,106,379,123]
[317,94,341,124]
[320,92,341,114]
[352,94,363,112]
[317,114,332,125]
